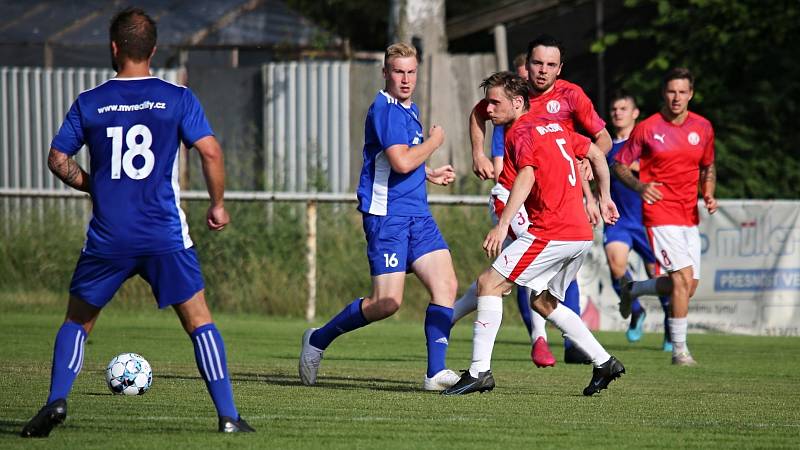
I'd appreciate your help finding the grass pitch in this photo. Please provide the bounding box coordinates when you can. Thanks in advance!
[1,308,798,449]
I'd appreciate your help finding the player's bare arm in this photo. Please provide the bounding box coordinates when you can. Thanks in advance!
[484,165,534,259]
[47,148,90,193]
[385,125,445,174]
[612,162,663,204]
[593,128,613,154]
[194,135,229,231]
[426,164,456,186]
[469,104,494,180]
[584,144,619,225]
[581,177,601,226]
[700,163,718,214]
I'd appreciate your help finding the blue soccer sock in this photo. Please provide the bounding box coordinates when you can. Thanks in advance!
[310,298,368,350]
[425,304,454,377]
[562,279,581,349]
[516,286,533,336]
[659,295,672,341]
[47,321,87,404]
[191,323,238,419]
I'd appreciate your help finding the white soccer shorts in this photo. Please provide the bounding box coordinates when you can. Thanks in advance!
[646,225,701,280]
[491,231,592,301]
[489,183,530,241]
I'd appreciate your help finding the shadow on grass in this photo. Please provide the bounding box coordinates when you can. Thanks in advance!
[0,419,24,436]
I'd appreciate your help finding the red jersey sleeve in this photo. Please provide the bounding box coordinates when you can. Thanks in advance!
[512,129,538,170]
[700,122,715,168]
[569,131,592,159]
[615,122,645,165]
[569,85,606,136]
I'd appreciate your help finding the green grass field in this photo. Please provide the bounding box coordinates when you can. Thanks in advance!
[1,308,799,449]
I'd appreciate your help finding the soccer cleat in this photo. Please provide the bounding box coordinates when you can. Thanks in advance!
[626,310,647,343]
[441,370,496,396]
[672,352,697,366]
[423,369,460,391]
[531,336,556,368]
[618,276,634,319]
[219,416,256,432]
[298,328,323,385]
[662,340,673,352]
[20,399,67,438]
[564,345,592,364]
[583,356,625,396]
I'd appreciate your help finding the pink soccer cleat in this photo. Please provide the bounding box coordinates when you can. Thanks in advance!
[531,336,556,368]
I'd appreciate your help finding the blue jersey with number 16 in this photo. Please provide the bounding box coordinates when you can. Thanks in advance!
[51,77,214,258]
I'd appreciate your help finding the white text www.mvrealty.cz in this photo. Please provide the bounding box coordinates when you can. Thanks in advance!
[97,100,166,114]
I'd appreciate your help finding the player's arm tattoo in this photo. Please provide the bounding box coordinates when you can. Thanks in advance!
[700,163,716,185]
[611,162,644,193]
[48,149,90,193]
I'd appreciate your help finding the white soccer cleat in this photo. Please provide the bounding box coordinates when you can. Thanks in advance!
[423,369,461,391]
[299,328,323,385]
[671,351,697,366]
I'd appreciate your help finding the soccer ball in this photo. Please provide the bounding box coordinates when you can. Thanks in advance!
[106,353,152,395]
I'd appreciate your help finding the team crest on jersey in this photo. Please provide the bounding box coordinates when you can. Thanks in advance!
[546,100,561,114]
[687,131,700,145]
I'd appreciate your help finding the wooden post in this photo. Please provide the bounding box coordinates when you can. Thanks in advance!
[305,200,317,322]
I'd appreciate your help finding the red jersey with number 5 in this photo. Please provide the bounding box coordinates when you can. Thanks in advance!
[615,111,714,226]
[505,116,593,240]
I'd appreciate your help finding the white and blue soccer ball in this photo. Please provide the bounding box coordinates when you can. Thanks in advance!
[105,353,152,395]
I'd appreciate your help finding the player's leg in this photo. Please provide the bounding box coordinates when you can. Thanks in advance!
[562,278,590,364]
[22,253,129,438]
[645,262,673,351]
[635,226,671,349]
[606,235,645,341]
[451,281,478,323]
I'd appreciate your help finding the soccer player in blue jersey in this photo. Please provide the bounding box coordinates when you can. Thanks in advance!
[605,92,671,349]
[299,43,460,391]
[20,8,253,437]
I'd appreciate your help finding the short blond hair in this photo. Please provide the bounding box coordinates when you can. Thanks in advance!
[384,43,418,67]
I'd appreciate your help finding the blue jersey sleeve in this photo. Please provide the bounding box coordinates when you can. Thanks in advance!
[491,124,505,157]
[50,100,85,155]
[179,88,214,147]
[373,103,410,150]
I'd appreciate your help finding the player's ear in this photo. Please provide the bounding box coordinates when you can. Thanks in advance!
[149,45,157,60]
[110,41,119,58]
[632,108,640,120]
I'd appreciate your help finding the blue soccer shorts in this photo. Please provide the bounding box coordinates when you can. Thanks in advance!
[603,220,657,264]
[362,214,449,276]
[69,247,205,309]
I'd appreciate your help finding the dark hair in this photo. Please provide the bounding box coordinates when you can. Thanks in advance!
[662,67,694,90]
[526,34,564,64]
[109,8,157,63]
[609,90,637,108]
[480,71,530,110]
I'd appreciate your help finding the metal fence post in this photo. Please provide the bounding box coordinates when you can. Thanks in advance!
[305,199,317,322]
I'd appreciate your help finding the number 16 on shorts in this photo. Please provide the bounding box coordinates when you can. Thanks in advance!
[384,253,398,268]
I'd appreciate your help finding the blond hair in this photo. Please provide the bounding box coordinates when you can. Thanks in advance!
[384,43,418,67]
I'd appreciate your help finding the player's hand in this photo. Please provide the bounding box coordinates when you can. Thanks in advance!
[483,223,508,259]
[640,182,663,205]
[428,125,445,148]
[207,204,230,231]
[427,164,456,186]
[472,153,495,180]
[585,199,602,227]
[704,194,718,215]
[599,197,620,225]
[579,158,594,181]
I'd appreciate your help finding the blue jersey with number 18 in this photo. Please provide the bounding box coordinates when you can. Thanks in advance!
[51,77,214,258]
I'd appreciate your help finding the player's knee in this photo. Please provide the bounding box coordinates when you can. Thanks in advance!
[374,295,402,317]
[476,270,495,295]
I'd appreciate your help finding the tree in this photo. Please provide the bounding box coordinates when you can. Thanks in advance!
[594,0,800,199]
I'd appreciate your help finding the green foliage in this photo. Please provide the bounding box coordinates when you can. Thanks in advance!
[596,0,800,199]
[2,309,800,448]
[286,0,390,51]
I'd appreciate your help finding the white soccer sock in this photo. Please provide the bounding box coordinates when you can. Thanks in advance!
[669,317,689,354]
[529,288,548,341]
[631,278,659,296]
[469,296,503,377]
[546,304,610,366]
[452,282,478,324]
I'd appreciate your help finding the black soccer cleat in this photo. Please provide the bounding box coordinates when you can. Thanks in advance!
[618,275,635,319]
[441,370,496,396]
[583,356,625,396]
[219,416,256,433]
[564,345,592,365]
[20,398,67,438]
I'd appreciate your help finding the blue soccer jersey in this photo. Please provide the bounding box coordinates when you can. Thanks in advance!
[356,90,429,216]
[607,137,643,226]
[491,124,505,158]
[51,77,213,258]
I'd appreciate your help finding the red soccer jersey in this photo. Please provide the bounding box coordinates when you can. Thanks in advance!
[505,116,593,241]
[615,111,715,226]
[476,79,606,136]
